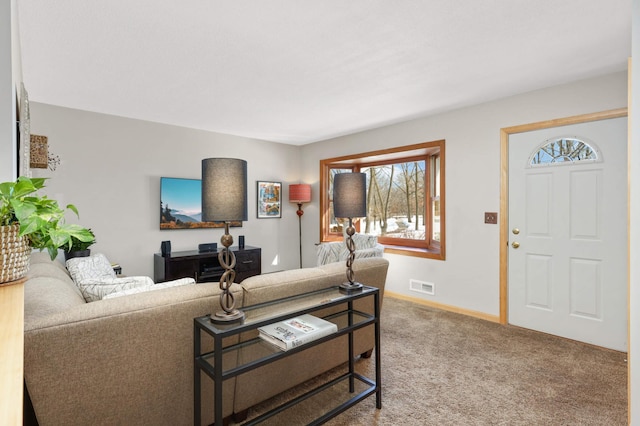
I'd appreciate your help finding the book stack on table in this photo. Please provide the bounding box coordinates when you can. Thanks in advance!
[258,314,338,351]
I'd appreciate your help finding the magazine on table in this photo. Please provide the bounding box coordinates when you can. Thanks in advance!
[258,314,338,351]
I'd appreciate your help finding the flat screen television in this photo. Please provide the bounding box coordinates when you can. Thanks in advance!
[160,177,241,230]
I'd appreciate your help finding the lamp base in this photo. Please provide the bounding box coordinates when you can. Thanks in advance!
[339,281,363,293]
[210,309,245,324]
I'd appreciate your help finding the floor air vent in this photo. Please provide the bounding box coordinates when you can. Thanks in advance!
[409,279,435,295]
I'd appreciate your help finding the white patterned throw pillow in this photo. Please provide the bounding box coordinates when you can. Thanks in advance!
[352,232,378,249]
[66,253,155,302]
[316,242,343,265]
[101,277,195,299]
[66,253,116,283]
[341,227,378,249]
[73,276,156,302]
[339,232,379,260]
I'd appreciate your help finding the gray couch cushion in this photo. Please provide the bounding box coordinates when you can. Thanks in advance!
[240,268,329,306]
[25,252,87,317]
[24,276,86,324]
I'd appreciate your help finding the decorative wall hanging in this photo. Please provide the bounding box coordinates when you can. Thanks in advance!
[257,181,282,218]
[29,134,61,171]
[47,152,61,171]
[18,83,31,177]
[30,135,48,168]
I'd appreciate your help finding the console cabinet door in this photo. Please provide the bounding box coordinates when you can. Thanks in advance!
[167,258,199,281]
[235,249,261,283]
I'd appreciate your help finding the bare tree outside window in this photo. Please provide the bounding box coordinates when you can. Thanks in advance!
[321,141,445,260]
[359,161,424,240]
[530,137,599,165]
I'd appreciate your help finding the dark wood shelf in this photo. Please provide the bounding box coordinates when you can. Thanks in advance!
[154,246,261,283]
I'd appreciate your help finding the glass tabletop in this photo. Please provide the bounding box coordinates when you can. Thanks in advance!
[195,285,377,335]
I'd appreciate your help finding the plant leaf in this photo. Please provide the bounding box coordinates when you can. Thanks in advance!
[66,204,80,217]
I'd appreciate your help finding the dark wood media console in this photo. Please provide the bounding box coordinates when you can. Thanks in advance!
[154,246,261,283]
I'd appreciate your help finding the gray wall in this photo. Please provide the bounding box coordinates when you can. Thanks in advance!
[4,2,635,421]
[29,104,303,277]
[631,0,639,421]
[0,0,20,182]
[30,71,628,315]
[301,71,628,318]
[27,68,635,420]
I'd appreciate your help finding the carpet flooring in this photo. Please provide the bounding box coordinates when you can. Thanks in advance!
[236,296,627,425]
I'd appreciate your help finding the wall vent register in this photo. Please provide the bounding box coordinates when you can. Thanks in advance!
[410,279,435,295]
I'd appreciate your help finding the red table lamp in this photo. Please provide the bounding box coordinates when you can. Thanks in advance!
[289,184,312,268]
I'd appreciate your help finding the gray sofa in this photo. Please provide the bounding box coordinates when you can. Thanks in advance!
[23,252,389,425]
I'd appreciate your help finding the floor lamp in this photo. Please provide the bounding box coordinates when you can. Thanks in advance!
[202,158,248,323]
[289,184,311,268]
[332,172,367,292]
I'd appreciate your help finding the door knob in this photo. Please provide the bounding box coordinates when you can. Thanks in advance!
[512,228,520,235]
[512,241,520,249]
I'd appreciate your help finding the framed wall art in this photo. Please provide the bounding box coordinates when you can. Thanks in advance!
[257,181,282,218]
[160,177,242,229]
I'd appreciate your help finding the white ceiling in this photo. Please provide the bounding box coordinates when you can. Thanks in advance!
[17,1,631,145]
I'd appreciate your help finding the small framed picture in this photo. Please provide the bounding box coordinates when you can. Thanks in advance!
[257,181,282,218]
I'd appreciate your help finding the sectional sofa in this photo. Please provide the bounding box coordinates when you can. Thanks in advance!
[23,251,389,425]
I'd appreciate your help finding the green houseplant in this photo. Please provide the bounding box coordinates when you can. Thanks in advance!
[62,228,96,261]
[0,177,94,282]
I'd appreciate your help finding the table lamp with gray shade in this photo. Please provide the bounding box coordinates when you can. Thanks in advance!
[332,172,367,292]
[202,158,248,323]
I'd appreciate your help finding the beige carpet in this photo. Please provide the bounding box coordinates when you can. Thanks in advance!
[236,296,627,425]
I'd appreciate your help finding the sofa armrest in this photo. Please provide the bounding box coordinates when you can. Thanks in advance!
[24,282,242,426]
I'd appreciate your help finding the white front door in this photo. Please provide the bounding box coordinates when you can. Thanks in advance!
[508,117,627,351]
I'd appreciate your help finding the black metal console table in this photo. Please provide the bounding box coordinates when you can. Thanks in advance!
[193,285,381,425]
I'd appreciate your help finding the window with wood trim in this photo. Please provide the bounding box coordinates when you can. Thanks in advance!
[320,141,445,260]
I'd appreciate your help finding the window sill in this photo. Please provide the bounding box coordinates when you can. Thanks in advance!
[383,245,445,260]
[319,240,445,261]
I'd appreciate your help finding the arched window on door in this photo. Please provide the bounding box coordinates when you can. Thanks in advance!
[528,137,600,167]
